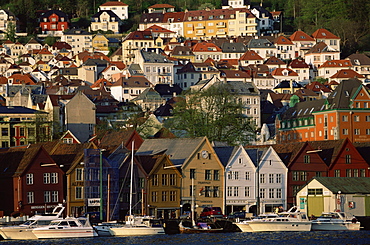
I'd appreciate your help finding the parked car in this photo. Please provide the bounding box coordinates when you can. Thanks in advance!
[227,211,247,219]
[200,207,223,218]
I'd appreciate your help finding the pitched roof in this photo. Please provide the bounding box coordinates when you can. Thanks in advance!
[273,35,293,45]
[136,137,205,166]
[346,53,370,66]
[192,42,222,52]
[326,78,364,109]
[289,59,309,68]
[312,177,370,194]
[330,69,364,79]
[271,68,299,77]
[319,60,352,68]
[311,28,340,40]
[149,4,175,8]
[289,30,315,42]
[144,24,175,33]
[100,1,128,6]
[239,50,263,61]
[265,56,285,65]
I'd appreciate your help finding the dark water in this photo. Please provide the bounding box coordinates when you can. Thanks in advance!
[1,231,370,245]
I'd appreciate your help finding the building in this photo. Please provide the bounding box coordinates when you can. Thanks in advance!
[38,10,69,36]
[99,1,129,20]
[90,10,122,34]
[61,28,93,55]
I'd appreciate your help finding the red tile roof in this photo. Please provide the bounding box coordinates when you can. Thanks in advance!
[289,30,315,42]
[239,50,263,61]
[100,1,128,6]
[289,59,309,68]
[330,69,364,79]
[274,35,293,45]
[149,4,175,8]
[271,68,298,76]
[319,60,352,68]
[192,42,222,52]
[311,28,340,40]
[144,24,175,33]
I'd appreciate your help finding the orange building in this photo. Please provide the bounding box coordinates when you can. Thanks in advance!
[276,79,370,143]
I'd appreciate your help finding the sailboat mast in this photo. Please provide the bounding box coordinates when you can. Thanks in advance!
[129,141,134,217]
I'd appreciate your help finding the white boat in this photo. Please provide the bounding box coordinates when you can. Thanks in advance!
[247,207,312,232]
[235,213,279,232]
[108,216,165,236]
[32,217,97,239]
[311,212,361,231]
[0,204,65,240]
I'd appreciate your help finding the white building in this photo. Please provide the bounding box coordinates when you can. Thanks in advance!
[99,1,129,20]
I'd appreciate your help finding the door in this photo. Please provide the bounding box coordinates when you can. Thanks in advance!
[308,196,324,216]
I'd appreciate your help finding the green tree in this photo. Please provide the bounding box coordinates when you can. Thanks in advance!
[165,83,255,145]
[5,21,16,42]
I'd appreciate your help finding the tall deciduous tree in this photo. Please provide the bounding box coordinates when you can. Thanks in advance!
[165,83,255,145]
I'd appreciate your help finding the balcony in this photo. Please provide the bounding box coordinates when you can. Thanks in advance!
[195,25,205,29]
[195,32,205,36]
[216,31,226,35]
[216,22,226,28]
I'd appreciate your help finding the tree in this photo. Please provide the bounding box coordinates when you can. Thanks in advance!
[165,83,256,145]
[5,21,16,43]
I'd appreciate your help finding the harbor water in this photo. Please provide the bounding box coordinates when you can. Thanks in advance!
[1,231,370,245]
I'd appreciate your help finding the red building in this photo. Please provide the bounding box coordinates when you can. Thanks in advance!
[39,10,69,35]
[13,145,65,215]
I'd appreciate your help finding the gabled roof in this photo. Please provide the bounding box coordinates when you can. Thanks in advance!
[319,60,352,68]
[141,50,173,63]
[100,1,128,6]
[136,137,206,166]
[306,42,336,54]
[311,28,340,40]
[214,146,238,167]
[123,31,153,41]
[279,98,325,120]
[148,4,175,8]
[330,69,364,79]
[112,76,152,87]
[144,24,175,33]
[239,50,263,61]
[271,68,299,77]
[221,42,247,53]
[311,177,370,194]
[247,38,275,49]
[273,35,294,45]
[326,79,364,109]
[92,10,120,19]
[171,46,194,56]
[305,81,332,93]
[192,42,222,52]
[219,69,251,79]
[346,53,370,66]
[289,59,309,68]
[289,30,315,42]
[265,56,285,65]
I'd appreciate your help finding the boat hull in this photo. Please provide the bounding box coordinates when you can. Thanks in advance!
[248,221,312,232]
[32,228,97,239]
[235,222,253,232]
[110,226,165,236]
[311,222,361,231]
[0,227,38,240]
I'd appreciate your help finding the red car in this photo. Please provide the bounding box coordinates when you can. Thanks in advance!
[200,207,223,218]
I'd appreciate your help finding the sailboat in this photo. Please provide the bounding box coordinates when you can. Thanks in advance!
[178,178,223,234]
[96,141,165,236]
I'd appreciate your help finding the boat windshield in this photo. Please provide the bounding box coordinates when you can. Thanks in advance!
[321,213,340,218]
[49,221,61,226]
[22,220,36,226]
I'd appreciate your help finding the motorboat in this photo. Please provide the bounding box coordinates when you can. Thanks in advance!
[247,207,312,232]
[32,216,97,239]
[234,213,279,232]
[311,211,361,231]
[0,204,65,240]
[107,216,165,236]
[179,220,223,234]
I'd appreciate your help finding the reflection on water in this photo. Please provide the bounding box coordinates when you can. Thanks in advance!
[1,231,370,245]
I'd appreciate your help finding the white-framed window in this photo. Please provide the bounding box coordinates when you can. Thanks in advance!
[260,174,265,184]
[245,171,250,180]
[269,188,274,198]
[52,191,58,202]
[51,173,58,184]
[233,186,239,196]
[76,168,84,181]
[44,173,50,184]
[227,186,232,197]
[259,188,265,198]
[26,173,33,185]
[27,191,34,204]
[244,186,250,197]
[44,191,51,203]
[276,174,282,183]
[233,171,239,180]
[276,188,282,199]
[75,186,83,199]
[269,174,274,183]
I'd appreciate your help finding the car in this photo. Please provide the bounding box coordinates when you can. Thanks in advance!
[228,211,247,219]
[200,207,223,218]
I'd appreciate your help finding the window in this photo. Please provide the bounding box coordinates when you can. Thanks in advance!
[354,116,360,122]
[276,174,282,183]
[213,186,219,197]
[190,169,195,179]
[342,115,348,122]
[354,129,360,135]
[269,188,274,198]
[44,191,51,203]
[233,186,239,196]
[169,174,176,186]
[292,186,301,196]
[233,171,239,180]
[205,170,212,180]
[76,168,84,181]
[304,155,310,163]
[343,128,348,135]
[269,174,274,183]
[360,169,366,177]
[52,191,58,202]
[205,186,211,197]
[20,127,25,136]
[227,186,232,197]
[259,188,266,199]
[152,174,158,186]
[27,192,34,204]
[293,171,299,181]
[245,171,250,181]
[26,173,33,185]
[260,174,265,183]
[213,170,220,180]
[244,186,250,197]
[170,191,176,201]
[276,188,282,199]
[2,128,8,136]
[76,187,83,199]
[346,169,352,177]
[345,155,351,164]
[353,169,359,177]
[51,173,58,184]
[151,191,158,202]
[162,174,168,186]
[44,173,50,184]
[162,191,167,202]
[300,171,307,181]
[334,169,340,177]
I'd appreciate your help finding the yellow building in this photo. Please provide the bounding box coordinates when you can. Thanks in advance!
[183,8,258,40]
[92,33,109,54]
